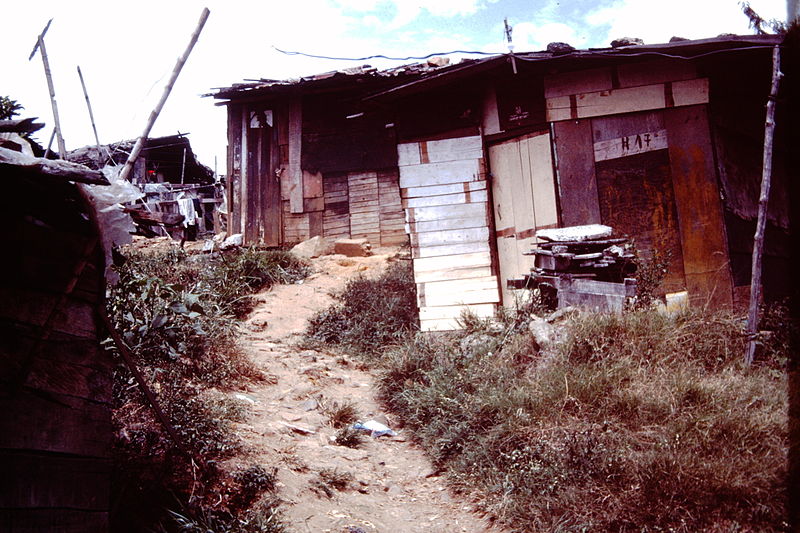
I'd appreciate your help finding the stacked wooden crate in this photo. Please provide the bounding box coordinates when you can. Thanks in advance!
[398,135,500,331]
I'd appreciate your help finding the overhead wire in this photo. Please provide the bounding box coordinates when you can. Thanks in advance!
[272,46,498,62]
[272,43,779,65]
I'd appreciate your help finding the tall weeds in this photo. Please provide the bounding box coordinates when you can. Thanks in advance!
[377,309,788,531]
[305,264,789,531]
[108,246,307,532]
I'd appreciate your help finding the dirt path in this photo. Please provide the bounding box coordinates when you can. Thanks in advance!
[228,249,493,533]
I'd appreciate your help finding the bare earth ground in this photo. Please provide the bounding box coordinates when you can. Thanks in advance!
[224,248,495,533]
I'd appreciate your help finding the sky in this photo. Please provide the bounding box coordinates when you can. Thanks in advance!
[2,0,787,176]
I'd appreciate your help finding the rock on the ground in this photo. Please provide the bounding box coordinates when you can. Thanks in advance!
[334,238,372,257]
[220,233,243,250]
[529,317,555,349]
[291,235,334,259]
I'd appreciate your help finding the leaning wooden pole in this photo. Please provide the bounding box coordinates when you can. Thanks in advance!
[745,45,782,365]
[118,7,210,182]
[29,19,67,159]
[77,66,106,164]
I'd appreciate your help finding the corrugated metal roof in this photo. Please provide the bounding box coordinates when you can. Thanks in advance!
[208,34,782,102]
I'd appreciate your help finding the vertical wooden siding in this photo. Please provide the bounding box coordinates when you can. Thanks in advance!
[489,131,558,305]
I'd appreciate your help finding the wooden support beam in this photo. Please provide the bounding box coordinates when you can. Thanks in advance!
[76,66,106,165]
[118,7,210,182]
[288,97,303,213]
[745,45,782,365]
[29,20,66,159]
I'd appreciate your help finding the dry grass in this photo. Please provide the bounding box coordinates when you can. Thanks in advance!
[371,307,789,531]
[108,247,307,532]
[304,260,418,356]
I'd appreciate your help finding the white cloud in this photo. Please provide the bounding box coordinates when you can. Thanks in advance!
[585,0,787,47]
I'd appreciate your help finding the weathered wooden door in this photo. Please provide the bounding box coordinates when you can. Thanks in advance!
[488,131,558,305]
[592,111,687,293]
[244,108,281,245]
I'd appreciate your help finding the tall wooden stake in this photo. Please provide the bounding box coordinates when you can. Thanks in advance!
[745,45,782,365]
[77,66,106,165]
[29,19,67,159]
[118,7,210,182]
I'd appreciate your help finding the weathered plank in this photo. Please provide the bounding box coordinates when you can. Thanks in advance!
[617,60,698,88]
[664,105,733,307]
[547,83,664,122]
[413,240,491,258]
[401,180,486,199]
[417,275,500,307]
[544,67,613,99]
[419,303,496,321]
[0,451,110,509]
[406,214,487,234]
[0,287,97,339]
[402,189,488,209]
[413,251,492,273]
[552,119,600,226]
[411,227,489,248]
[288,97,303,213]
[0,389,111,457]
[0,509,108,533]
[546,79,710,122]
[303,170,323,199]
[398,159,482,188]
[405,201,487,223]
[594,129,669,162]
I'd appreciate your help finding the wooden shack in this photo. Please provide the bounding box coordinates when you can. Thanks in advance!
[0,146,112,531]
[211,34,789,330]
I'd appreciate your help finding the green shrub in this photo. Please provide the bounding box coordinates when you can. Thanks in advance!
[108,247,305,532]
[369,309,788,531]
[305,260,418,356]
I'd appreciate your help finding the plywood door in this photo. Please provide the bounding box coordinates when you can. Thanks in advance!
[246,109,281,246]
[489,131,558,306]
[592,111,687,294]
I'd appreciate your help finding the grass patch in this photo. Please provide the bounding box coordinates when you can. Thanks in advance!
[374,309,788,531]
[304,260,418,356]
[311,468,354,498]
[304,263,789,531]
[107,246,307,532]
[321,398,360,428]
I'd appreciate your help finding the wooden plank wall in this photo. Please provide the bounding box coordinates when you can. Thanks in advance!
[0,177,111,531]
[398,135,499,331]
[548,61,733,306]
[544,60,706,122]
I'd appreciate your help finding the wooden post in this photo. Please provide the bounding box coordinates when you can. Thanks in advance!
[745,45,782,365]
[118,7,210,182]
[29,19,67,159]
[180,147,187,184]
[77,66,106,165]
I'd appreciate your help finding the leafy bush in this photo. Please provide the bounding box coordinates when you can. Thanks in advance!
[305,260,418,356]
[370,309,788,531]
[108,247,306,532]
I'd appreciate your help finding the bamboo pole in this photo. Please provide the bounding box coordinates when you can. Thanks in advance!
[29,20,67,159]
[118,7,210,182]
[745,45,782,365]
[77,65,107,165]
